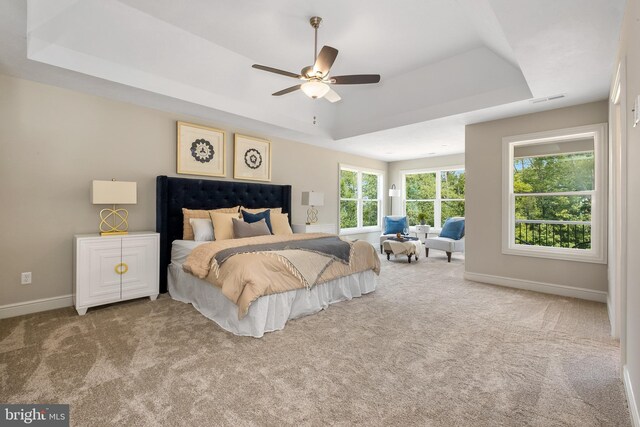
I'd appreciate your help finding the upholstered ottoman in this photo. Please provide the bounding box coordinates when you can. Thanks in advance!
[382,237,424,263]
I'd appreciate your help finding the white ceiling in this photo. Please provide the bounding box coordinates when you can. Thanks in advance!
[0,0,625,161]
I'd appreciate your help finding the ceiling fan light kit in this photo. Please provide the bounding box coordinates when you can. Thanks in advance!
[301,81,330,99]
[252,16,381,103]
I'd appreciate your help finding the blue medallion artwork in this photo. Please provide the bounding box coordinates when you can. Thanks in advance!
[244,148,262,169]
[190,138,215,163]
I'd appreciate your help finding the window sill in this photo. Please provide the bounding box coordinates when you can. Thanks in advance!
[339,227,382,236]
[502,245,606,264]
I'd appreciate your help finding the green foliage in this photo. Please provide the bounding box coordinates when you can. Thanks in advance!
[362,173,378,199]
[340,200,357,229]
[405,170,465,226]
[340,170,357,199]
[339,169,380,229]
[441,170,465,199]
[441,201,465,226]
[406,173,436,199]
[513,152,594,249]
[363,201,378,226]
[406,201,434,226]
[514,153,594,193]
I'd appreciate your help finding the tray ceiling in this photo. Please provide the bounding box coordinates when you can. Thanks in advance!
[0,0,625,160]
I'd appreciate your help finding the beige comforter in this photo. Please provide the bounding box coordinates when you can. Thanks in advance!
[182,233,380,318]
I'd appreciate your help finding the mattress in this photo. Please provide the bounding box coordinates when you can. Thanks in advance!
[169,241,377,338]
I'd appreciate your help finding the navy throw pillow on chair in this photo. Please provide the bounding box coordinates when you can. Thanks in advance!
[383,216,408,235]
[440,217,465,240]
[241,209,273,234]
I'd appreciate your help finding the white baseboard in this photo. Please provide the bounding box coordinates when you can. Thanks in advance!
[463,271,607,303]
[0,294,73,319]
[624,365,640,427]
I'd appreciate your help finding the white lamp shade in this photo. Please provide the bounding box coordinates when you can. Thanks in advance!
[389,189,402,197]
[92,180,137,204]
[301,191,324,206]
[301,81,330,99]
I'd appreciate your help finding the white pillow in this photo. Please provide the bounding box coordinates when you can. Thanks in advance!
[189,218,214,241]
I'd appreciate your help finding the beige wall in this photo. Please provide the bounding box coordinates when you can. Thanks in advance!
[616,0,640,419]
[464,101,608,292]
[387,153,465,215]
[0,74,387,306]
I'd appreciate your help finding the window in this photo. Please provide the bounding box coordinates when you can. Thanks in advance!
[403,167,465,227]
[339,165,383,233]
[502,124,607,263]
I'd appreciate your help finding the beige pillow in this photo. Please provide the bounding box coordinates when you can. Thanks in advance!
[240,207,283,215]
[209,212,238,241]
[182,207,239,240]
[271,213,293,235]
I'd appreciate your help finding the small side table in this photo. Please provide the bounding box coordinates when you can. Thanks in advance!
[414,224,431,242]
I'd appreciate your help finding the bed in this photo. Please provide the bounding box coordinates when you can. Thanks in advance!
[156,176,379,337]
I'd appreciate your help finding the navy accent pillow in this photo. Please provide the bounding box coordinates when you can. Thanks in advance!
[384,216,408,235]
[440,217,465,240]
[241,209,273,233]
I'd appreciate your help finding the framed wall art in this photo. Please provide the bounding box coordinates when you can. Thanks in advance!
[177,121,226,177]
[233,134,272,182]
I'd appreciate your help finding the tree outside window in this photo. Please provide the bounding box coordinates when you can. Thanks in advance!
[513,151,594,249]
[502,123,606,263]
[340,165,383,232]
[403,168,465,227]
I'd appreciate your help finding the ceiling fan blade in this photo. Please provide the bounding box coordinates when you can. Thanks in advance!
[330,74,381,85]
[313,46,339,75]
[272,85,301,96]
[324,88,341,103]
[253,64,302,79]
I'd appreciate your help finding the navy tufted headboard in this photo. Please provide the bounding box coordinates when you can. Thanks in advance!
[156,175,292,293]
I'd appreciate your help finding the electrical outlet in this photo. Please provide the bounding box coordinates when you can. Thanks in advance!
[21,272,32,285]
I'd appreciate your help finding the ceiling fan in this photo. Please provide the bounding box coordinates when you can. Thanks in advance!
[252,16,381,103]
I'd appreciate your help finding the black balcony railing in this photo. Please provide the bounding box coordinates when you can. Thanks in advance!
[515,220,591,249]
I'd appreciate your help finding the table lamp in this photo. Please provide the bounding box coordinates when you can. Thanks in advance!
[92,179,137,236]
[301,191,324,224]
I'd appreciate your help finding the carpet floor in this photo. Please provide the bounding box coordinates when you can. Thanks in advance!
[0,253,631,426]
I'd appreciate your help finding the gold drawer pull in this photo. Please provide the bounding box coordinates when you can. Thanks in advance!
[114,263,128,275]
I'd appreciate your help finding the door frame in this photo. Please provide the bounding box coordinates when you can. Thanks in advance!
[608,58,628,368]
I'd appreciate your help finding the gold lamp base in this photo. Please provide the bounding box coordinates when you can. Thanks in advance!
[99,205,130,236]
[306,206,318,225]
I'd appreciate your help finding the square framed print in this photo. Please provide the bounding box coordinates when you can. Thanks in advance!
[177,121,226,177]
[234,134,272,182]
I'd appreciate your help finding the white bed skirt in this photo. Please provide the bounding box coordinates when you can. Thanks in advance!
[168,263,377,338]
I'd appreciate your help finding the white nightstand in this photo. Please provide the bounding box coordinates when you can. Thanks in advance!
[292,223,337,234]
[73,232,159,315]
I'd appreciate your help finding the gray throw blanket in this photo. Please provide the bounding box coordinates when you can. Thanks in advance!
[214,236,352,268]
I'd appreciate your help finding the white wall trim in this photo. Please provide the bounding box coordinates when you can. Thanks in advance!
[607,293,615,337]
[463,271,607,303]
[624,365,640,427]
[0,294,73,319]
